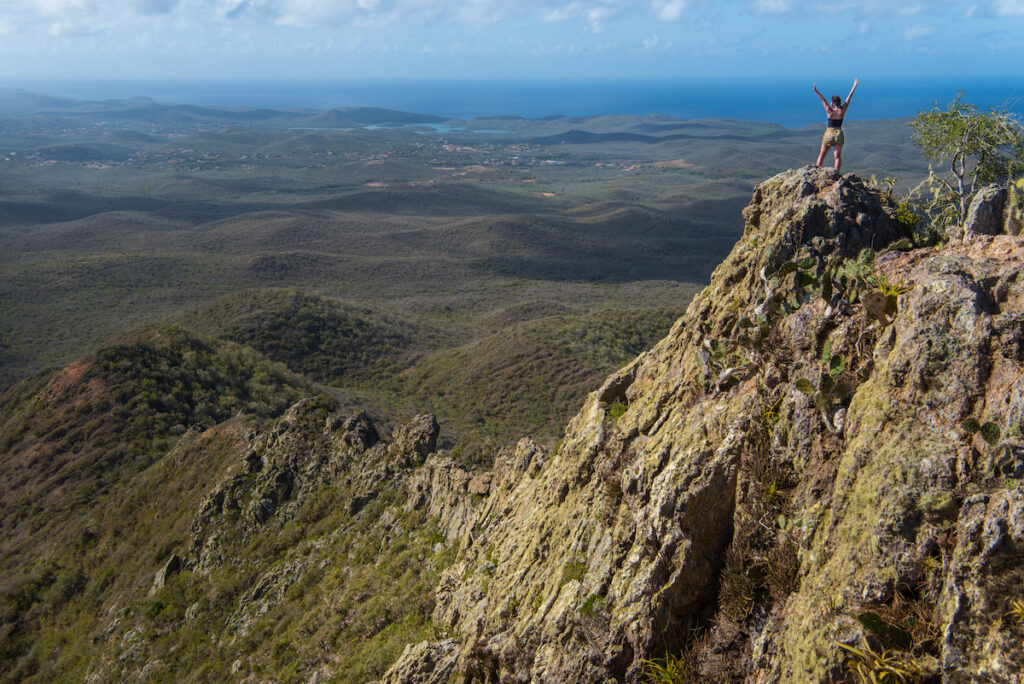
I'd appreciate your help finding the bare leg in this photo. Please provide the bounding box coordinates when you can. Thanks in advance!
[816,144,828,167]
[833,144,843,171]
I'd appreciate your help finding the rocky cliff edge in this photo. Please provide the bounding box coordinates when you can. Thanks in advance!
[382,166,1024,682]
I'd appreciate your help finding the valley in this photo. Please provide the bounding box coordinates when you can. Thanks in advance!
[0,92,928,447]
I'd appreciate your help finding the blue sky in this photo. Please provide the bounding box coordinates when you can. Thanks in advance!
[1,0,1023,81]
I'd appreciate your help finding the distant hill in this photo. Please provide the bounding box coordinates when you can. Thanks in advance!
[397,307,684,447]
[0,89,445,128]
[0,88,82,113]
[311,107,447,126]
[182,290,441,388]
[528,129,662,145]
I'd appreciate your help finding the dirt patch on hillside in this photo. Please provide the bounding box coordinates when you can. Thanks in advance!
[652,158,695,168]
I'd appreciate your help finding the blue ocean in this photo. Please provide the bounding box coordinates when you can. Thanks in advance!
[12,77,1024,127]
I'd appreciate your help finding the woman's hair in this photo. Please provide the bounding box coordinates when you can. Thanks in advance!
[832,95,843,107]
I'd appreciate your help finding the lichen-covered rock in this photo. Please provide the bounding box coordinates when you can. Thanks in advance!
[965,184,1008,236]
[149,555,181,595]
[764,235,1024,682]
[938,490,1024,679]
[385,167,1024,682]
[376,639,459,684]
[337,409,381,451]
[392,413,440,465]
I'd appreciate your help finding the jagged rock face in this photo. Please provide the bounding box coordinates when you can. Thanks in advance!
[767,236,1024,681]
[377,639,460,684]
[384,167,1024,682]
[392,413,440,465]
[189,399,440,576]
[85,398,460,681]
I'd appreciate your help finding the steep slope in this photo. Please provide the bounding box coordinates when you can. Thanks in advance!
[4,166,1022,683]
[398,308,685,447]
[0,350,462,683]
[0,327,309,680]
[383,166,1024,682]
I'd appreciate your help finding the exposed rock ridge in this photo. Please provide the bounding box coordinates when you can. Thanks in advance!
[382,166,1024,682]
[188,400,438,576]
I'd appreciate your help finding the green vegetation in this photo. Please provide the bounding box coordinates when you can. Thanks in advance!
[961,417,1002,446]
[910,92,1024,226]
[579,592,605,617]
[640,652,689,684]
[794,338,854,426]
[0,377,457,683]
[837,641,926,684]
[95,326,304,453]
[561,560,587,585]
[185,290,438,387]
[401,308,683,451]
[606,402,628,422]
[0,328,305,541]
[1,108,930,391]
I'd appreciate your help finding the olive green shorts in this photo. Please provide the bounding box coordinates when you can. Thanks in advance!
[822,128,845,148]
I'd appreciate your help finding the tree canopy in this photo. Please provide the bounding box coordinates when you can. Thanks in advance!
[910,92,1024,226]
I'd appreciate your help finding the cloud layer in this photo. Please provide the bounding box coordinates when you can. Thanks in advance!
[1,0,1021,79]
[3,0,1010,29]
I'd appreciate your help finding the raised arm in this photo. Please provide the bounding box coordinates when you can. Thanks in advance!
[844,78,859,108]
[813,82,829,111]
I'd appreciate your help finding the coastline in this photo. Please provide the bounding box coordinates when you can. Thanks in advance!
[4,75,1024,126]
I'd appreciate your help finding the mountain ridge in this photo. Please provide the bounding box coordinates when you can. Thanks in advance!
[3,166,1023,682]
[380,166,1024,681]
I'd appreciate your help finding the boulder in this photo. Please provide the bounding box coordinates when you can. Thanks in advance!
[468,473,491,496]
[150,554,182,595]
[965,184,1008,236]
[392,414,439,464]
[340,410,380,451]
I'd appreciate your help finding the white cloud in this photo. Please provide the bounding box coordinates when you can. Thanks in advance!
[903,24,933,39]
[6,0,1008,33]
[992,0,1024,15]
[753,0,793,12]
[542,3,581,22]
[790,0,984,18]
[1,0,1020,62]
[263,0,677,31]
[642,32,660,48]
[30,0,92,16]
[653,0,686,21]
[535,2,630,32]
[586,6,616,32]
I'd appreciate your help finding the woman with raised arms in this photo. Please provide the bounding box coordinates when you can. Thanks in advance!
[814,78,859,171]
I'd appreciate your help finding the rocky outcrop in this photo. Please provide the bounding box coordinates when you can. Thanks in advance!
[149,555,182,595]
[382,166,1024,682]
[93,165,1023,683]
[392,414,439,464]
[965,184,1008,236]
[377,639,460,684]
[960,181,1024,238]
[188,400,443,575]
